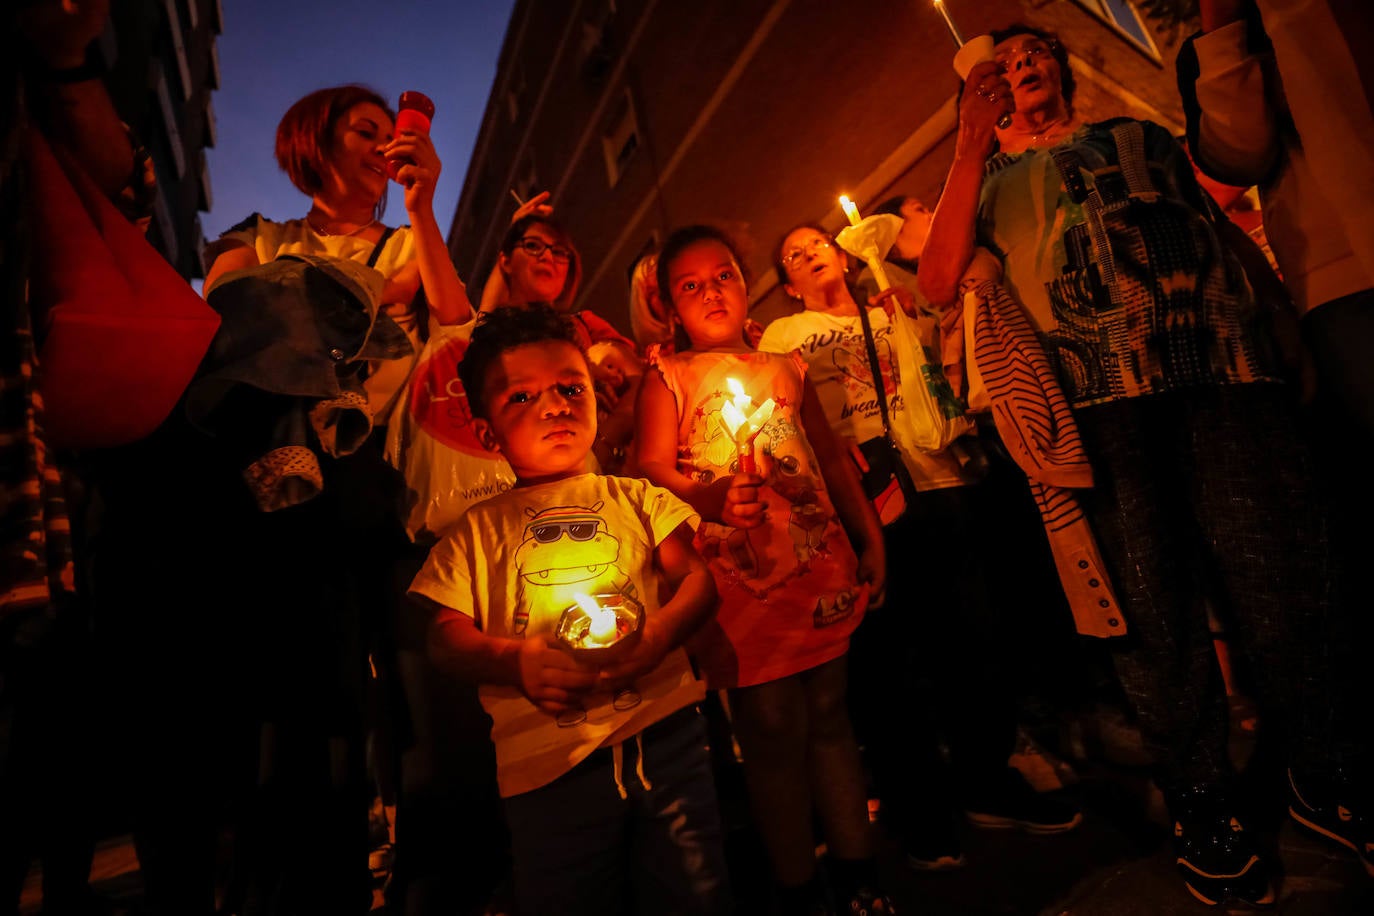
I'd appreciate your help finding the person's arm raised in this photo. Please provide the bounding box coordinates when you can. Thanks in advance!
[918,59,1009,311]
[386,130,472,325]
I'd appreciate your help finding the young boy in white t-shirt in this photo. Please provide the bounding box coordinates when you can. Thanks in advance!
[408,302,730,916]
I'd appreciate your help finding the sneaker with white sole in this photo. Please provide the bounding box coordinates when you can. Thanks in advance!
[964,769,1083,835]
[1288,768,1372,878]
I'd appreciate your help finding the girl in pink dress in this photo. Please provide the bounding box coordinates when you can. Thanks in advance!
[636,225,893,914]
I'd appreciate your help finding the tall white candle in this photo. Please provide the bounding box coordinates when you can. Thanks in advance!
[839,195,862,227]
[933,0,965,48]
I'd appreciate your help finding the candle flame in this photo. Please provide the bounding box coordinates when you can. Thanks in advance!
[839,195,862,227]
[573,592,602,616]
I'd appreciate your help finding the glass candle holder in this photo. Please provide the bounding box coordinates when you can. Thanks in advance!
[555,592,645,663]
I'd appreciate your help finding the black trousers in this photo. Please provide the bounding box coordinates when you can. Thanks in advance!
[848,484,1018,840]
[1075,384,1348,799]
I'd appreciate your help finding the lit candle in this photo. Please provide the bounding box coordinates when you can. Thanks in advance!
[575,593,618,645]
[933,0,965,48]
[721,378,776,475]
[836,198,894,292]
[839,194,862,227]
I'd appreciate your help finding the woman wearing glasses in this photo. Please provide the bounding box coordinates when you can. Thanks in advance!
[759,223,1080,877]
[490,212,634,352]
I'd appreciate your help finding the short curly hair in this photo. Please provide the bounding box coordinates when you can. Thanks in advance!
[275,85,393,202]
[459,303,587,419]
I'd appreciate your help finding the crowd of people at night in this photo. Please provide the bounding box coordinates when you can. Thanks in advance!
[3,1,1372,914]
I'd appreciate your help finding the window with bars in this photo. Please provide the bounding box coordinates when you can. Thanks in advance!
[1072,0,1162,63]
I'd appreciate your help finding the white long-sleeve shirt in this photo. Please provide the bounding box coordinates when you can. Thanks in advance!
[1193,17,1373,314]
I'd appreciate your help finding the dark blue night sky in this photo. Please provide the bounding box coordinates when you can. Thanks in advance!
[203,0,515,244]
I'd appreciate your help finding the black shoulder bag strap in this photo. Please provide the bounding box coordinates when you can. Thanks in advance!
[366,226,397,269]
[854,303,895,440]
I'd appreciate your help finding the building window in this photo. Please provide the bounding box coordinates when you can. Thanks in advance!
[204,96,217,148]
[601,90,639,189]
[579,3,617,87]
[513,151,539,205]
[154,67,186,178]
[162,0,193,100]
[1072,0,1162,63]
[198,154,213,212]
[506,66,525,123]
[208,40,221,90]
[153,192,179,266]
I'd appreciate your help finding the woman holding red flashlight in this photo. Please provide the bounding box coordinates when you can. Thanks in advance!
[205,84,471,426]
[197,85,473,914]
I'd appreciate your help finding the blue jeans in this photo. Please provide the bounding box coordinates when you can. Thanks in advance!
[502,705,732,916]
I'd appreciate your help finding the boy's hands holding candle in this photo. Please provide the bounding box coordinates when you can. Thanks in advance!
[516,634,599,715]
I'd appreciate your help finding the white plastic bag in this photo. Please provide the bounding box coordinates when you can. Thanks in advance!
[885,302,975,454]
[385,319,515,542]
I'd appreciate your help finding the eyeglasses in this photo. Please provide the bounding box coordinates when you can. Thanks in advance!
[515,237,573,263]
[781,237,834,270]
[994,42,1053,71]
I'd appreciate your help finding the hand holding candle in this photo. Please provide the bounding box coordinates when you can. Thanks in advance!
[932,2,1014,129]
[836,196,894,292]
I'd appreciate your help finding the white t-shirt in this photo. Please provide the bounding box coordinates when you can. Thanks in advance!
[759,307,966,491]
[409,473,706,797]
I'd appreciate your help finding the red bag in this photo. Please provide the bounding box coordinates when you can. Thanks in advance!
[24,129,220,448]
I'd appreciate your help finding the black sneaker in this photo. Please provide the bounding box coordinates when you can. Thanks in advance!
[1171,785,1275,907]
[964,769,1083,835]
[1288,768,1373,877]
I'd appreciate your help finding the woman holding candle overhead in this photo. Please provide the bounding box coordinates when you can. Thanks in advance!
[637,225,893,914]
[918,22,1360,905]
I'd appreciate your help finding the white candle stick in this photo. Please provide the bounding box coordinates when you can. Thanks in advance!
[839,194,862,227]
[933,0,965,48]
[838,196,893,291]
